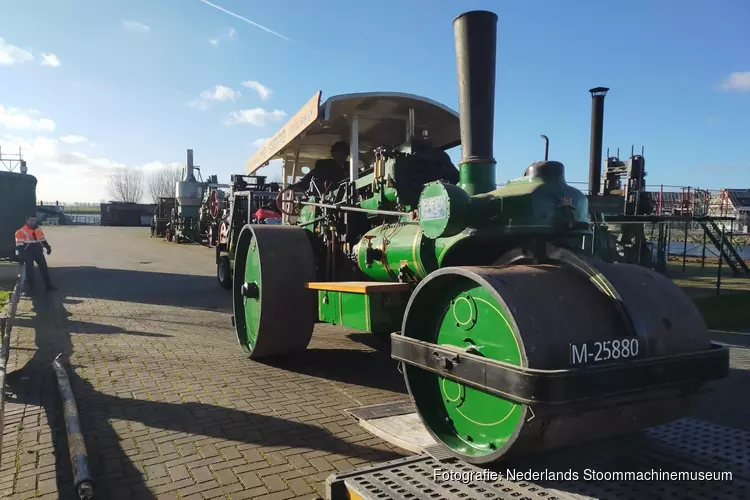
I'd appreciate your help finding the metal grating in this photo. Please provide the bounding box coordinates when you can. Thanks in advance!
[424,444,454,462]
[343,456,580,500]
[641,418,750,481]
[329,417,750,500]
[345,401,415,421]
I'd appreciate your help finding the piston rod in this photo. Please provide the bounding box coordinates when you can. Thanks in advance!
[298,201,409,218]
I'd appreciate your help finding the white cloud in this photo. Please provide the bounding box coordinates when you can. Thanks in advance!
[186,85,240,110]
[225,108,286,126]
[122,20,150,34]
[0,104,178,202]
[40,53,60,67]
[186,99,210,111]
[251,137,268,148]
[0,37,33,65]
[0,106,56,132]
[0,133,180,203]
[241,80,273,101]
[40,53,61,67]
[60,135,91,145]
[718,71,750,92]
[199,85,240,102]
[208,27,238,47]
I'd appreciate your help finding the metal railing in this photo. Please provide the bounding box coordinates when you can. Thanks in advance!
[0,265,25,461]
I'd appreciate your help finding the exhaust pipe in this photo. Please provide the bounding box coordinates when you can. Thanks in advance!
[185,149,196,182]
[454,10,498,195]
[588,87,609,196]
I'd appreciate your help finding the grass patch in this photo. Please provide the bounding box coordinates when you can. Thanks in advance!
[0,290,10,311]
[668,260,750,295]
[692,291,750,332]
[664,259,750,331]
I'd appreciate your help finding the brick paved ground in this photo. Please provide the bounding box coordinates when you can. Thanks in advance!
[1,226,409,500]
[1,226,748,500]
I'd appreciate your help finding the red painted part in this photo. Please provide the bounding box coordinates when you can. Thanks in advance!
[219,220,229,244]
[210,190,220,218]
[254,208,281,220]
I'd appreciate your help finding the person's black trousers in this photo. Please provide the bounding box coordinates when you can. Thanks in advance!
[24,248,53,289]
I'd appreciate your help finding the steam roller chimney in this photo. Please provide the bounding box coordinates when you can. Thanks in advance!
[588,87,609,196]
[453,10,498,195]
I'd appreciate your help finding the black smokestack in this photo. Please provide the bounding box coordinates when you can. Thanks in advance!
[453,11,497,190]
[588,87,609,196]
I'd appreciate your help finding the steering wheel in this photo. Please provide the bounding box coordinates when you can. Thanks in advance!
[275,185,300,216]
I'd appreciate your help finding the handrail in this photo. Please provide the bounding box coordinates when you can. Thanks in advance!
[0,265,26,462]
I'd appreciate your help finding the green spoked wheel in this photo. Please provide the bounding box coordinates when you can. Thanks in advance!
[399,259,713,465]
[232,224,317,359]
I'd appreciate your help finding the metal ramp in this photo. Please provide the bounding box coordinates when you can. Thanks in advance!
[327,416,750,500]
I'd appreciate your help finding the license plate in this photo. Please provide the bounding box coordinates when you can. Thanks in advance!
[570,338,641,365]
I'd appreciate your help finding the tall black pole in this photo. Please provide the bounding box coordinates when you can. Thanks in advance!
[588,87,609,196]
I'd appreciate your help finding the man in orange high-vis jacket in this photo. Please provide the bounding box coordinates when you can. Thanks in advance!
[14,215,57,293]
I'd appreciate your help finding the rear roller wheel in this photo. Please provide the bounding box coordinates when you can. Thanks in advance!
[232,224,317,358]
[399,252,711,464]
[217,256,232,289]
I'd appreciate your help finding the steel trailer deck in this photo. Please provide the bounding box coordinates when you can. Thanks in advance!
[326,418,750,500]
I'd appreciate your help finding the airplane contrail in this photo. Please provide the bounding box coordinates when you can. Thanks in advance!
[197,0,293,43]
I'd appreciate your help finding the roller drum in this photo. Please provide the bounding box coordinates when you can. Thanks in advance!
[232,224,317,358]
[399,256,716,464]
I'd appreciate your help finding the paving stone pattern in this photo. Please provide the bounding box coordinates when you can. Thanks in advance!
[1,226,748,499]
[1,227,408,499]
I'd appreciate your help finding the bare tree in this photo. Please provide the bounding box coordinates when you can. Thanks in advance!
[146,166,183,203]
[106,167,145,203]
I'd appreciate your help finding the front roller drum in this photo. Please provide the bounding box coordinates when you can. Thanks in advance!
[395,259,728,465]
[232,224,317,358]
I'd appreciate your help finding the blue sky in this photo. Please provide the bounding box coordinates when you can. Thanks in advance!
[1,0,748,203]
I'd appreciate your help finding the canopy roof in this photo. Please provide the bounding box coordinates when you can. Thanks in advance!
[246,91,461,175]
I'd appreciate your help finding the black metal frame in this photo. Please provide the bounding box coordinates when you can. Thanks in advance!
[391,334,729,406]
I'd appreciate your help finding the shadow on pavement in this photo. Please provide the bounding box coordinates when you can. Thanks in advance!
[4,286,403,499]
[12,317,172,338]
[44,266,231,313]
[5,292,152,500]
[261,347,407,395]
[346,332,392,352]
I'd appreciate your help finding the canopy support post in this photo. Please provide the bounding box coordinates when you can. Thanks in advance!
[350,115,359,182]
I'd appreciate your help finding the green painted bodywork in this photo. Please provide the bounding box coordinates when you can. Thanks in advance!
[458,161,496,196]
[404,275,524,459]
[464,173,589,236]
[316,289,409,338]
[355,223,432,281]
[353,223,473,282]
[418,182,472,239]
[352,168,589,282]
